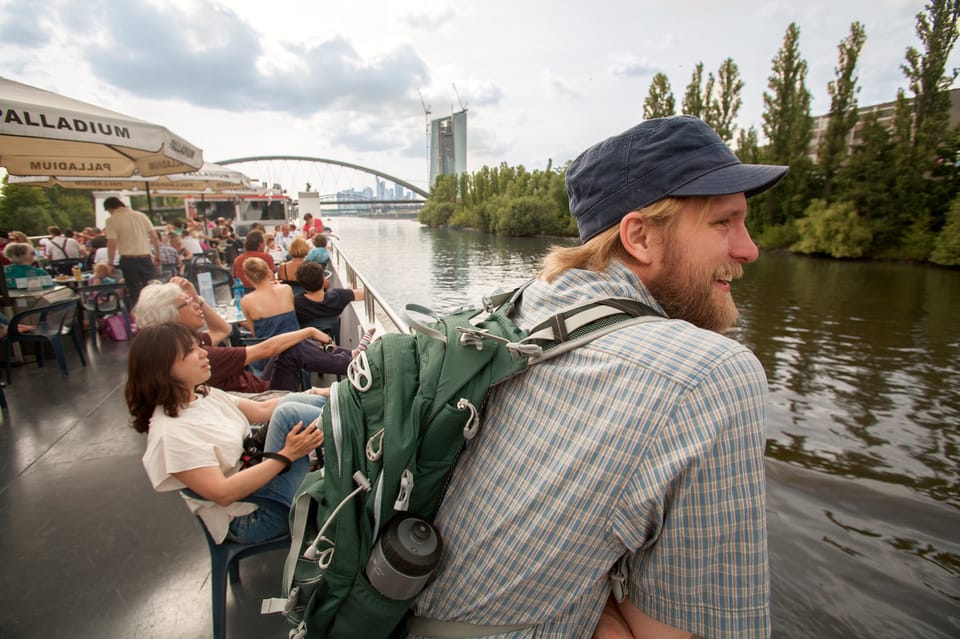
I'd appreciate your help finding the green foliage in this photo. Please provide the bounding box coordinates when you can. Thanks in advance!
[791,199,873,258]
[418,201,456,227]
[819,22,867,200]
[420,162,574,237]
[898,211,936,261]
[756,222,799,249]
[706,58,743,142]
[682,63,706,117]
[761,22,814,229]
[931,196,960,265]
[644,73,676,119]
[0,183,55,235]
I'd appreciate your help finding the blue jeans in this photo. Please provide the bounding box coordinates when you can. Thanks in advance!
[227,399,325,544]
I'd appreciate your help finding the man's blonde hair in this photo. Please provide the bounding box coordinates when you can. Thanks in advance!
[540,197,705,282]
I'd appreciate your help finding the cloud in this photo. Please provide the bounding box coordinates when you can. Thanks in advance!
[543,71,581,100]
[608,54,660,78]
[17,0,429,119]
[402,6,457,30]
[0,8,50,47]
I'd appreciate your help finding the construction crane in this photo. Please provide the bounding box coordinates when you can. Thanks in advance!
[417,88,431,177]
[452,83,468,113]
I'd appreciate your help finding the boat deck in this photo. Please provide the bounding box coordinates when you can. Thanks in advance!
[0,339,291,638]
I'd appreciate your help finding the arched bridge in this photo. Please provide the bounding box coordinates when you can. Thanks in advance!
[216,155,429,203]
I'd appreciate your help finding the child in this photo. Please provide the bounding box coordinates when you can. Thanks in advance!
[305,234,330,266]
[88,262,120,286]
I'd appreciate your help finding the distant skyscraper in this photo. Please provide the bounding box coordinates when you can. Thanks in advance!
[429,110,467,188]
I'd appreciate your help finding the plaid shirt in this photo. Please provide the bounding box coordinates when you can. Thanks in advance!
[412,261,769,639]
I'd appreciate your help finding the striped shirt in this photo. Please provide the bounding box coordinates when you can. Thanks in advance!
[412,261,770,639]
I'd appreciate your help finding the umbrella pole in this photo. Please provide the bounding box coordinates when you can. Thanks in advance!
[145,182,155,223]
[200,195,207,235]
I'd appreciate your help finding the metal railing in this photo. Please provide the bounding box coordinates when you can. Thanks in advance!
[329,242,409,336]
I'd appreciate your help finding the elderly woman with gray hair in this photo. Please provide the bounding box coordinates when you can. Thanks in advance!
[4,242,47,286]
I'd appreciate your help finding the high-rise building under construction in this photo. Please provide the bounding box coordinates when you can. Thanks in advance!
[429,110,467,188]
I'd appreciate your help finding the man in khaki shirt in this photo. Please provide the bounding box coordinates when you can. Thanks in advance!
[104,196,160,304]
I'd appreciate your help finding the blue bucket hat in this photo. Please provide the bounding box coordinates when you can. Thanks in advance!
[566,115,789,242]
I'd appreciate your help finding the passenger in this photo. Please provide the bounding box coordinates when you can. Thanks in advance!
[304,233,330,267]
[125,322,325,544]
[276,237,310,289]
[408,116,788,639]
[231,230,275,293]
[87,262,120,286]
[293,261,364,326]
[239,257,298,339]
[3,242,47,285]
[134,278,351,393]
[302,212,324,237]
[103,196,161,305]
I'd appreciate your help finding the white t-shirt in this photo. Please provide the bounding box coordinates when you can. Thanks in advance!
[93,247,121,266]
[142,388,256,542]
[181,235,205,257]
[42,236,84,259]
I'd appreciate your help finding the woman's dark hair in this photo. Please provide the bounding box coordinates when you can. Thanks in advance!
[296,261,326,292]
[244,230,264,252]
[125,323,207,434]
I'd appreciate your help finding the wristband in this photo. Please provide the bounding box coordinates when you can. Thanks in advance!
[261,452,292,474]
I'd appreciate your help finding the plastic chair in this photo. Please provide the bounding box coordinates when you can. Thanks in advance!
[4,298,87,383]
[80,283,132,348]
[303,315,341,345]
[190,264,234,304]
[47,258,82,276]
[157,262,180,281]
[190,515,290,639]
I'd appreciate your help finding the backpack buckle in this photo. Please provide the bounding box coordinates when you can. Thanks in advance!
[458,327,504,350]
[456,398,480,440]
[393,469,414,511]
[366,429,385,461]
[348,351,373,391]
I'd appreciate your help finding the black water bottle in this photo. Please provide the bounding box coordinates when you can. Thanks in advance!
[365,514,443,600]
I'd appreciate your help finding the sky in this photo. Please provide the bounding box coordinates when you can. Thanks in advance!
[1,0,957,194]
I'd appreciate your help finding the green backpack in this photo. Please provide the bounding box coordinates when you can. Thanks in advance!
[262,284,663,639]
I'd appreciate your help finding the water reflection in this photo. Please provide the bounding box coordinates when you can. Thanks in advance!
[329,216,960,637]
[739,252,960,509]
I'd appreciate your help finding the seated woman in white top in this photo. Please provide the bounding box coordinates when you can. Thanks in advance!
[126,322,325,544]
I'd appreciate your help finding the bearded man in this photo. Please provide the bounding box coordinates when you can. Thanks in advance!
[408,116,788,639]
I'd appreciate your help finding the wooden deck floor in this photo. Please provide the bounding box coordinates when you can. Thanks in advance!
[0,338,291,638]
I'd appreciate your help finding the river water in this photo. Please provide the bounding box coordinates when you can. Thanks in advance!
[325,215,959,638]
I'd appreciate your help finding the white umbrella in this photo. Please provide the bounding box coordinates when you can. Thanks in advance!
[8,161,254,192]
[8,162,256,223]
[0,75,203,177]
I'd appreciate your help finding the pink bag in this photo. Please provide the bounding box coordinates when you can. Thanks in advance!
[104,314,136,341]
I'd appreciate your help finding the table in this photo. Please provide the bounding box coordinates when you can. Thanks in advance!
[7,285,75,311]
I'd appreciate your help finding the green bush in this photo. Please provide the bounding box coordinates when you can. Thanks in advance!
[756,222,799,249]
[931,197,960,266]
[791,199,873,258]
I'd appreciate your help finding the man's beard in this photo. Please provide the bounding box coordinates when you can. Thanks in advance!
[645,243,743,334]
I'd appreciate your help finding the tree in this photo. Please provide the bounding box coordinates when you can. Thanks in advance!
[897,0,960,236]
[736,126,761,164]
[705,58,743,142]
[818,22,867,201]
[931,194,960,265]
[682,63,707,117]
[0,182,55,235]
[644,73,676,119]
[759,22,814,230]
[792,199,873,258]
[902,0,960,162]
